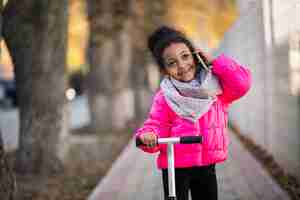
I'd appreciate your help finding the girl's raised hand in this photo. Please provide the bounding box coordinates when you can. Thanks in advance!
[139,132,157,148]
[195,49,214,65]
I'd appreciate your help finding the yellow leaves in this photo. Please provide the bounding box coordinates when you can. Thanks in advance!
[67,0,89,70]
[1,0,238,72]
[0,41,14,79]
[165,0,238,49]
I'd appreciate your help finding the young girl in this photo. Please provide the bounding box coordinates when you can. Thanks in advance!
[135,26,251,200]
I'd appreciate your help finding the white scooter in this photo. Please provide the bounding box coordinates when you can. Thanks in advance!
[136,135,202,200]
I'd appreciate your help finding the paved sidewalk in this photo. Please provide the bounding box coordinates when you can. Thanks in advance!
[88,130,291,200]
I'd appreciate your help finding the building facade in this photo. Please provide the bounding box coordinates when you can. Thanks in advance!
[217,0,300,180]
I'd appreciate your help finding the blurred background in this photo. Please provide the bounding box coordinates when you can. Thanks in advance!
[0,0,299,199]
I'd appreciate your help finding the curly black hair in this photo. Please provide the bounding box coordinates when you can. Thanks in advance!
[147,26,196,72]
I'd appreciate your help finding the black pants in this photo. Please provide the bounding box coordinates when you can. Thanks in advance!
[162,165,217,200]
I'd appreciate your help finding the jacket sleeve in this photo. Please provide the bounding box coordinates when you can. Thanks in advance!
[211,54,252,104]
[135,91,173,153]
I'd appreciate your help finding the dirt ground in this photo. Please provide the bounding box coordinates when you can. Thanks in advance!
[15,126,134,200]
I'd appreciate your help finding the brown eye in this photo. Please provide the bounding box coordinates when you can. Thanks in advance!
[182,53,191,60]
[165,60,176,68]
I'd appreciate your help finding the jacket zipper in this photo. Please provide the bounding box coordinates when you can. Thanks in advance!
[194,120,200,135]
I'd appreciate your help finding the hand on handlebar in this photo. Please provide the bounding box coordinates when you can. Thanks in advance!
[139,132,158,148]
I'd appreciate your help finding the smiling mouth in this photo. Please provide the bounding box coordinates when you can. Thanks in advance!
[178,67,193,76]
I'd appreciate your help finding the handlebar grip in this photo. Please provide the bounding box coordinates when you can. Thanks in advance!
[180,136,202,144]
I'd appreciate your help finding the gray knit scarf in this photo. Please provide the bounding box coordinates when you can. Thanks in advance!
[160,69,222,123]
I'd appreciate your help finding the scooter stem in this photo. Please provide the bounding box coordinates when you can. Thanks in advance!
[167,143,176,199]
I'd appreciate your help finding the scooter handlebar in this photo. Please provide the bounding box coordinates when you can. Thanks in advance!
[180,136,202,144]
[136,136,202,147]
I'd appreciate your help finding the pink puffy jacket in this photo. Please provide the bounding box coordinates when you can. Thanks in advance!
[135,54,251,169]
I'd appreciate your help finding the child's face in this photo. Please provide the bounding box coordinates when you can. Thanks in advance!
[162,43,196,82]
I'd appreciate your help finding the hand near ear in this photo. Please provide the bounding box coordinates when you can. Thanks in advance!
[194,49,214,65]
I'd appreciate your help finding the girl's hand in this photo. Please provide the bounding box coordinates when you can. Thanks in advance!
[195,49,214,65]
[140,132,157,148]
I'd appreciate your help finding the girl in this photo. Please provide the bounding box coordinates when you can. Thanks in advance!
[135,26,251,200]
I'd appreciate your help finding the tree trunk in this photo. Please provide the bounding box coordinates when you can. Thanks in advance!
[86,0,133,131]
[130,48,152,122]
[0,130,16,200]
[2,0,68,174]
[0,2,17,198]
[130,0,167,123]
[110,27,133,129]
